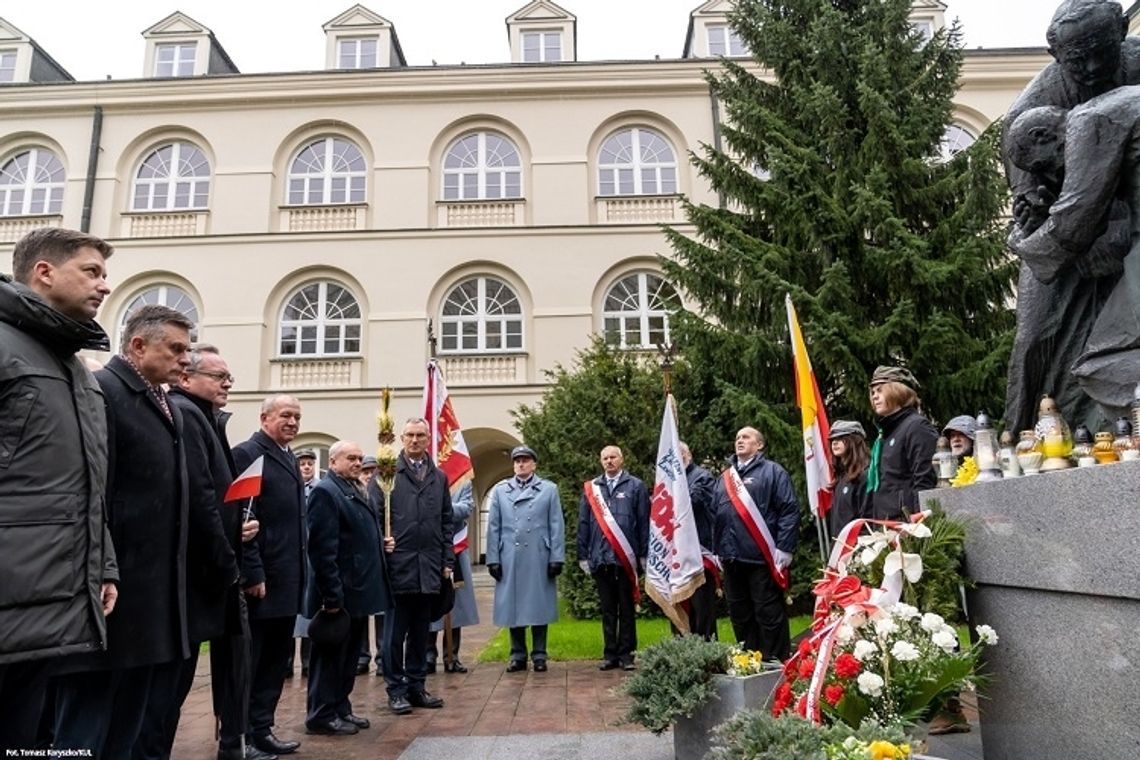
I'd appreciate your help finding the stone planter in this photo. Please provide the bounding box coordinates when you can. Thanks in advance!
[673,669,782,760]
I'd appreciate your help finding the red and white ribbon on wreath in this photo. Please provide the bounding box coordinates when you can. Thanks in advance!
[722,467,790,590]
[584,481,641,604]
[794,511,931,723]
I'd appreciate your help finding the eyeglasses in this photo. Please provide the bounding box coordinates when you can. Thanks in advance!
[191,370,235,384]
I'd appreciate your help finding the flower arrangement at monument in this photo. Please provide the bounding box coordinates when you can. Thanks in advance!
[725,645,769,677]
[825,736,912,760]
[774,513,997,732]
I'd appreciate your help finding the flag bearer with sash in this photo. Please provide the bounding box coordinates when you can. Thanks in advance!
[711,427,800,661]
[578,446,649,671]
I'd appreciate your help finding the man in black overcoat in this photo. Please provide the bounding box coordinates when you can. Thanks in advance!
[304,441,391,735]
[374,418,453,715]
[52,305,194,758]
[232,395,306,757]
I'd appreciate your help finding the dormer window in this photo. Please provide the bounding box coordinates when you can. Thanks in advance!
[0,50,15,82]
[707,24,746,57]
[911,20,934,43]
[521,30,561,62]
[338,36,378,69]
[154,42,197,77]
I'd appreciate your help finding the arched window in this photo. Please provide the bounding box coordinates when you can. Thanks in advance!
[0,148,65,216]
[279,281,362,356]
[442,132,522,201]
[938,124,977,162]
[287,137,366,205]
[132,142,210,211]
[603,272,679,349]
[598,127,677,196]
[440,276,523,353]
[120,284,200,341]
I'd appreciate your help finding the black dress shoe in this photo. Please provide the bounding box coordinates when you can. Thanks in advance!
[533,660,548,672]
[389,695,413,715]
[425,659,437,674]
[598,660,620,671]
[251,733,300,756]
[339,713,370,729]
[445,659,469,673]
[244,746,278,760]
[408,689,444,708]
[355,661,370,675]
[305,717,358,736]
[506,660,527,673]
[621,661,636,671]
[215,747,244,760]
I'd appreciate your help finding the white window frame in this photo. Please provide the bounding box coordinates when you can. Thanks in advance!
[441,132,523,201]
[154,42,197,77]
[120,285,200,343]
[598,127,678,197]
[337,37,379,69]
[938,124,977,163]
[131,142,210,211]
[0,148,65,217]
[287,137,367,206]
[707,24,747,57]
[279,281,363,358]
[602,272,678,350]
[521,31,562,62]
[439,276,524,354]
[0,50,16,82]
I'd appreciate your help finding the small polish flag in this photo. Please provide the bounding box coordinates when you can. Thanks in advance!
[225,455,264,502]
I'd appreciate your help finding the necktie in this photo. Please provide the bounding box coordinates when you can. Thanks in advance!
[151,385,172,422]
[607,478,617,492]
[412,459,425,481]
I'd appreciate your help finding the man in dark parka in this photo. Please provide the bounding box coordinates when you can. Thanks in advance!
[0,228,117,753]
[52,304,194,758]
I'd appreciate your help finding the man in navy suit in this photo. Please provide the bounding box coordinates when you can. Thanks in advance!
[304,441,390,735]
[233,395,306,757]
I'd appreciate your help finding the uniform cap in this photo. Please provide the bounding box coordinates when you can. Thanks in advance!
[510,445,537,461]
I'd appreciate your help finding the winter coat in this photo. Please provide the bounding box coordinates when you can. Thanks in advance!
[233,431,306,619]
[685,462,717,551]
[0,277,118,665]
[577,471,649,570]
[93,355,191,669]
[168,388,241,643]
[869,408,939,521]
[828,471,871,539]
[486,475,565,627]
[431,480,480,630]
[370,454,453,595]
[711,454,800,566]
[304,472,390,619]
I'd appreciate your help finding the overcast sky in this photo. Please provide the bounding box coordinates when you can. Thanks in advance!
[4,1,1127,81]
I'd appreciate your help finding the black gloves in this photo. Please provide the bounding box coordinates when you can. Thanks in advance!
[547,562,563,578]
[488,563,503,582]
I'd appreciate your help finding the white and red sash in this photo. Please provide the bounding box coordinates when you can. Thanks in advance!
[583,480,641,604]
[722,467,790,590]
[453,523,469,555]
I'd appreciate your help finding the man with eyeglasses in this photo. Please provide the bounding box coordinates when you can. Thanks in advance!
[371,418,453,715]
[136,346,272,759]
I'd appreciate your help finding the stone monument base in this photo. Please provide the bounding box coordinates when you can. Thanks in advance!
[924,461,1140,760]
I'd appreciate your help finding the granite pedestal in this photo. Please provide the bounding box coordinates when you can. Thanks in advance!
[673,670,780,760]
[923,461,1140,760]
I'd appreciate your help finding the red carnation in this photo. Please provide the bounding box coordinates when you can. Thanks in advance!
[797,638,815,657]
[783,657,799,679]
[833,653,861,679]
[794,694,808,717]
[776,682,793,702]
[797,657,816,680]
[824,684,845,706]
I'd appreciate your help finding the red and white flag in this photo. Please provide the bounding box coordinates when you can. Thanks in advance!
[645,395,706,632]
[786,295,833,519]
[422,359,474,551]
[224,455,264,502]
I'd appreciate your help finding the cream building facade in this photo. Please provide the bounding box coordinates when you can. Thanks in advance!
[0,1,1064,557]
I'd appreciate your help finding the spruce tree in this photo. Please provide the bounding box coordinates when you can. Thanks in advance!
[662,0,1016,461]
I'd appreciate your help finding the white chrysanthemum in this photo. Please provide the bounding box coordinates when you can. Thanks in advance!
[857,671,885,697]
[873,617,898,638]
[932,629,958,653]
[890,640,920,662]
[853,640,878,661]
[975,624,999,645]
[891,603,920,620]
[836,624,855,645]
[920,612,946,633]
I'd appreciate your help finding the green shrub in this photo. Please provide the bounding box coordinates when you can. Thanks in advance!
[621,634,732,734]
[709,713,911,760]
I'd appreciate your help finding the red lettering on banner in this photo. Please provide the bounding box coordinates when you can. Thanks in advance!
[651,482,676,543]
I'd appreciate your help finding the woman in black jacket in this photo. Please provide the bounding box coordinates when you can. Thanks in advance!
[827,420,872,538]
[865,366,939,521]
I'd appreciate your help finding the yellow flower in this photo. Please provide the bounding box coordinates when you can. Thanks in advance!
[868,741,910,760]
[949,456,978,487]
